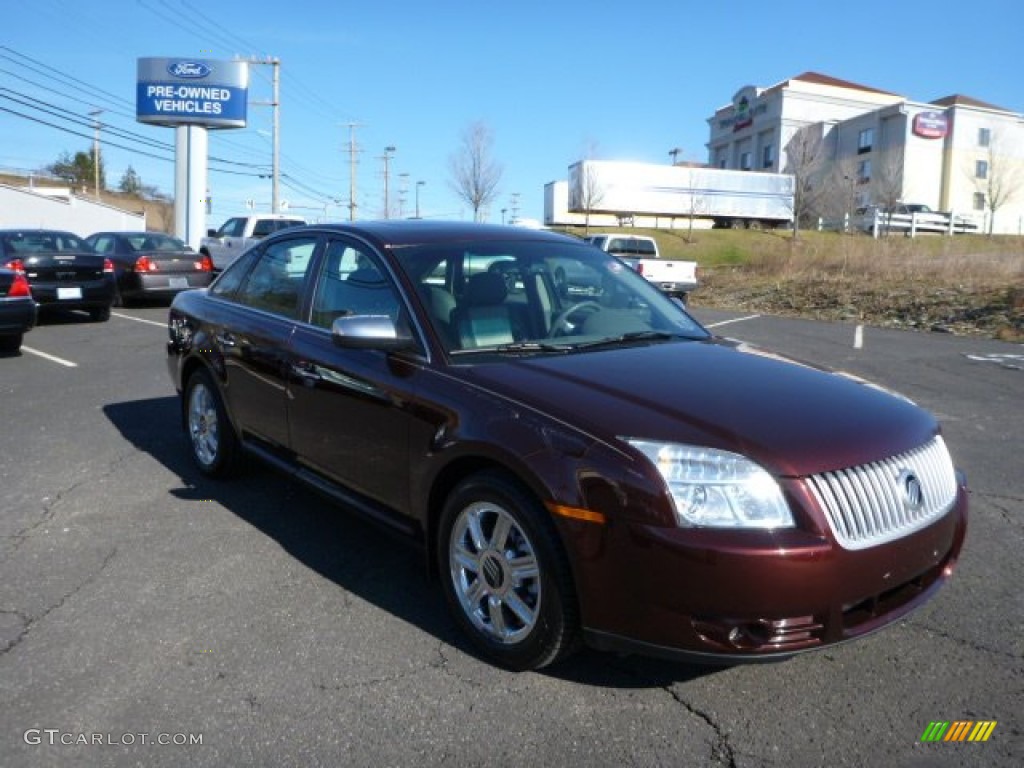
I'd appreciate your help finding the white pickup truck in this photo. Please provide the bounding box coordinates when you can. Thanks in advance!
[200,214,307,271]
[585,234,699,303]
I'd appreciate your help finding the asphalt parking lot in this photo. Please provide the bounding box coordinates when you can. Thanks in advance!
[1,304,1021,767]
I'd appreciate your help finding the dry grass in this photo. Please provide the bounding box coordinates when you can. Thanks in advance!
[697,233,1024,340]
[569,226,1024,340]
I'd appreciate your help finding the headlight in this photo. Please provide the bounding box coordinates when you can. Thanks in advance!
[627,440,794,529]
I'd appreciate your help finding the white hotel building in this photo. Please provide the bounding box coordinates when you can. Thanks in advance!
[707,72,1024,234]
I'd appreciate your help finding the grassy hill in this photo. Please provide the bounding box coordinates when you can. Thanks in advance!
[559,225,1024,340]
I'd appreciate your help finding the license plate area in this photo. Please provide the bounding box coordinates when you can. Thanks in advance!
[169,277,189,289]
[57,286,83,300]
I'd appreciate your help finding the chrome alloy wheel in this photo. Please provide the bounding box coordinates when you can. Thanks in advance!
[449,501,542,645]
[187,380,220,468]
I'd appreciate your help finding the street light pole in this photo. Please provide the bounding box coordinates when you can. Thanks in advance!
[669,147,682,165]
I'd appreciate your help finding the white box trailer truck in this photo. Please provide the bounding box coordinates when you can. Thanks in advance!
[568,160,794,229]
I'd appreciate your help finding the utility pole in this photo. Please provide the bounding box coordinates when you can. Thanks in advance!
[669,147,682,165]
[344,122,361,221]
[241,56,281,213]
[397,172,409,218]
[415,180,425,219]
[382,145,396,219]
[89,108,104,199]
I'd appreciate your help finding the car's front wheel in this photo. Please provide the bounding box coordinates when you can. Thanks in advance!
[184,368,240,477]
[438,470,580,671]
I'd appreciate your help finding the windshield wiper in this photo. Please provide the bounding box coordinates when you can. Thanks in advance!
[569,331,685,350]
[450,341,572,356]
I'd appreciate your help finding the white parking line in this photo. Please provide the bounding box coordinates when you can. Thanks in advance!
[705,314,762,328]
[111,311,166,328]
[20,346,78,367]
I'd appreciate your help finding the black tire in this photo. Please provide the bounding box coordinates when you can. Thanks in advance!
[183,368,240,477]
[89,305,111,322]
[0,333,23,353]
[438,470,580,671]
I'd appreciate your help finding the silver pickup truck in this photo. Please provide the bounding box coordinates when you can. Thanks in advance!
[585,234,699,303]
[200,214,307,271]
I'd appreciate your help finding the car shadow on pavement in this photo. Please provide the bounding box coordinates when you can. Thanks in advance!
[103,395,718,687]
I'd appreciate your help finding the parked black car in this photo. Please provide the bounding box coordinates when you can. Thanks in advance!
[0,229,115,321]
[0,266,36,352]
[166,221,967,671]
[86,231,214,305]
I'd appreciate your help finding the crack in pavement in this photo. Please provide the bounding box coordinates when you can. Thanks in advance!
[5,449,139,552]
[0,547,117,656]
[905,622,1024,664]
[660,685,738,768]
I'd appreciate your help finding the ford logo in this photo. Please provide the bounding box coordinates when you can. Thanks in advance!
[167,61,212,79]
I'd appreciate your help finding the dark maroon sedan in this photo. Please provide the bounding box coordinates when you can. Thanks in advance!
[166,222,967,670]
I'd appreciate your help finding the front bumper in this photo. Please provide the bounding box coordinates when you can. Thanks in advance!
[566,481,968,662]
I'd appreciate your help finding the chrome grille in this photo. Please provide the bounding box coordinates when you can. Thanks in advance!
[806,436,957,550]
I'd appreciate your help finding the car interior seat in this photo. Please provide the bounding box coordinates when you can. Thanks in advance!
[451,271,516,349]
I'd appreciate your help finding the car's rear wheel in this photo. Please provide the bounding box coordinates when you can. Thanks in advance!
[184,368,239,477]
[0,333,23,353]
[438,470,580,671]
[89,306,111,322]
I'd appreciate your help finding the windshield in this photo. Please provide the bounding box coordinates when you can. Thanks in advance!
[394,239,708,355]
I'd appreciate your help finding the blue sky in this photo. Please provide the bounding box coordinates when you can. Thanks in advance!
[3,0,1022,225]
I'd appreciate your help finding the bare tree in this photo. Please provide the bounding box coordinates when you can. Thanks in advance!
[818,157,861,232]
[682,165,708,243]
[575,145,605,235]
[448,121,503,222]
[783,125,827,239]
[970,131,1024,235]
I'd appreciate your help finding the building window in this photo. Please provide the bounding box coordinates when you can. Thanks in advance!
[978,128,991,147]
[739,151,752,170]
[976,160,988,179]
[857,128,874,154]
[974,192,986,211]
[857,159,872,183]
[762,145,773,168]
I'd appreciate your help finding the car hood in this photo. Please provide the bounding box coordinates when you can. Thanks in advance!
[459,338,937,477]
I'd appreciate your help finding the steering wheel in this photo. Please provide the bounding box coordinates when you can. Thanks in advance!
[548,300,601,337]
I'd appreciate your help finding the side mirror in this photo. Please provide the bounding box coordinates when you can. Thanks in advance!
[207,229,217,237]
[331,315,416,350]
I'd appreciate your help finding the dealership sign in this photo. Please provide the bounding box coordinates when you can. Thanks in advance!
[912,111,949,139]
[136,58,248,128]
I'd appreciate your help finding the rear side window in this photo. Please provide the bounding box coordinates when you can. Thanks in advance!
[234,235,319,318]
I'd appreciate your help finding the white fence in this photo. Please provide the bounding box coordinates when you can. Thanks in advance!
[819,209,984,237]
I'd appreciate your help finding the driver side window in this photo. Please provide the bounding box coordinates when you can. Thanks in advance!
[311,239,402,330]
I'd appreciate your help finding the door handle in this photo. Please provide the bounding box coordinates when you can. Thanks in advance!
[291,361,321,384]
[215,332,236,347]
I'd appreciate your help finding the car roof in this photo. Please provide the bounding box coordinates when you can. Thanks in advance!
[292,221,582,250]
